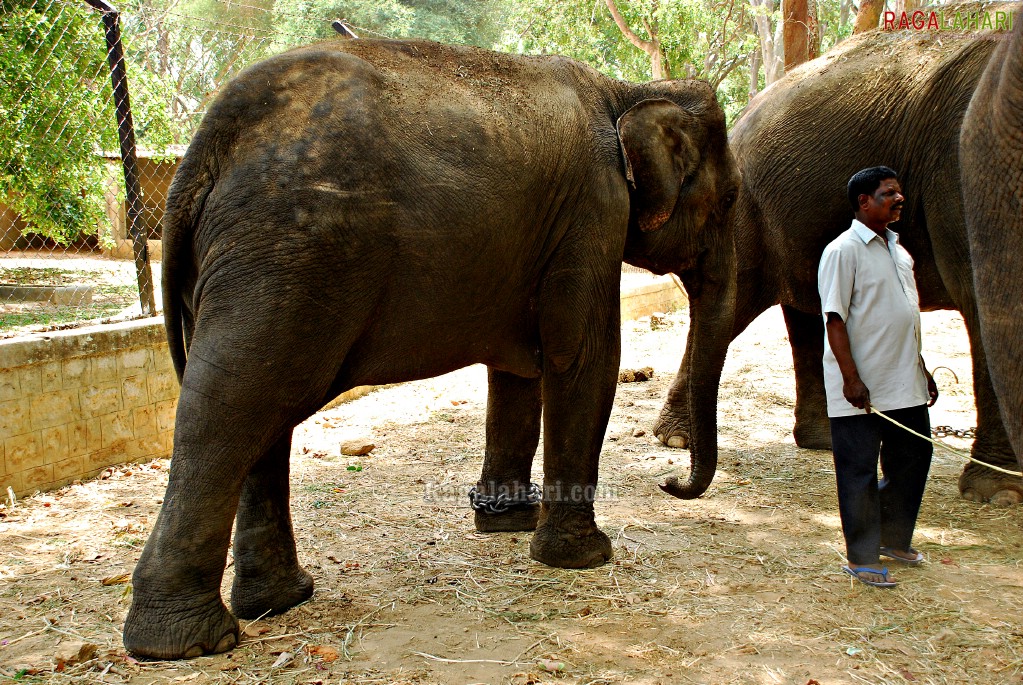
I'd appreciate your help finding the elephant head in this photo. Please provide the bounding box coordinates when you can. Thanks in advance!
[961,4,1023,457]
[617,87,740,499]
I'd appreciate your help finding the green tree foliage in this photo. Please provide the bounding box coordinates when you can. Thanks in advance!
[0,0,118,244]
[272,0,509,47]
[0,0,858,246]
[817,0,853,53]
[118,0,282,142]
[499,0,759,122]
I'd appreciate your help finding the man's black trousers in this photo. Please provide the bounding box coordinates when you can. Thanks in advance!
[830,404,932,565]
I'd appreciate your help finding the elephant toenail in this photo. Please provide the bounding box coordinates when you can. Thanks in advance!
[991,490,1023,507]
[184,645,204,658]
[215,633,238,653]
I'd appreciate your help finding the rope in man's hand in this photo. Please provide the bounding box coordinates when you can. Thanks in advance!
[872,408,1023,477]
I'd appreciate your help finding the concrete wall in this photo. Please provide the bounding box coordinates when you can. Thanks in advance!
[0,200,28,251]
[0,317,177,498]
[620,277,687,320]
[0,276,686,499]
[101,154,182,260]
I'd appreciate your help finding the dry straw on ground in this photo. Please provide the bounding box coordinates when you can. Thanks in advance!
[1,308,1021,684]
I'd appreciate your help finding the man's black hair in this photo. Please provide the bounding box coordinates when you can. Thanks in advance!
[847,166,899,212]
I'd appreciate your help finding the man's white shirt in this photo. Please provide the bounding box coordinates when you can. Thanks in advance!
[818,219,929,417]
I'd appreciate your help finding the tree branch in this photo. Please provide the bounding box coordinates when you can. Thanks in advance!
[604,0,654,51]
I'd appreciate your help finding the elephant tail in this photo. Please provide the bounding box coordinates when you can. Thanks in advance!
[161,145,215,384]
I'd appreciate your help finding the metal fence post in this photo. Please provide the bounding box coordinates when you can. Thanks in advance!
[83,0,156,316]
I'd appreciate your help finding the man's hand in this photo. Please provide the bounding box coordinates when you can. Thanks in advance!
[843,377,871,412]
[924,368,939,407]
[826,312,871,412]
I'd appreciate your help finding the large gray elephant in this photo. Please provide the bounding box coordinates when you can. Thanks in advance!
[961,5,1023,457]
[122,39,739,659]
[653,18,1022,504]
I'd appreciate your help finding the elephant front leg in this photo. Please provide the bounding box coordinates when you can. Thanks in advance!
[473,369,543,532]
[528,300,617,568]
[957,308,1023,506]
[957,388,1023,506]
[230,432,314,619]
[782,305,832,450]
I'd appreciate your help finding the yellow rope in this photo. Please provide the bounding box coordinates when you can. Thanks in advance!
[872,408,1023,477]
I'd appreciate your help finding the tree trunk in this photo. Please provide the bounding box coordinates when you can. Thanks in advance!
[750,0,785,84]
[157,21,170,76]
[854,0,883,33]
[749,47,761,99]
[894,0,923,14]
[604,0,672,80]
[783,0,811,71]
[807,0,819,59]
[839,0,851,30]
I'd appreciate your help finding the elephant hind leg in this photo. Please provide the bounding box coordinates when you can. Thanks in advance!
[230,430,314,619]
[124,320,346,658]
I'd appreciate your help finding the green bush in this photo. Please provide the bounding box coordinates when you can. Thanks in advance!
[0,0,118,245]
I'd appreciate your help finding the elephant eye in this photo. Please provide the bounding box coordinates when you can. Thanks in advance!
[723,190,737,208]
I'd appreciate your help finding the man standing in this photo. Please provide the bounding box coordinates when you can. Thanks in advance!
[818,166,939,588]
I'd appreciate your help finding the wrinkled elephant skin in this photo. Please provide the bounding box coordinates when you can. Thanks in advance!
[655,20,1023,504]
[121,40,739,659]
[961,5,1023,476]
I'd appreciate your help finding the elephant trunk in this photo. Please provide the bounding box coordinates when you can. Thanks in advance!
[660,230,737,499]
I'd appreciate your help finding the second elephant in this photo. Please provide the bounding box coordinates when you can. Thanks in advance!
[656,20,1022,504]
[961,5,1023,459]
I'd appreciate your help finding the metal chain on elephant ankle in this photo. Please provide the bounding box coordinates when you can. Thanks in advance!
[927,368,975,439]
[931,425,976,439]
[467,482,542,514]
[872,409,1022,477]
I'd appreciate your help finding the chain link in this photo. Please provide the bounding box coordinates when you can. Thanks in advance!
[931,425,976,439]
[468,482,542,515]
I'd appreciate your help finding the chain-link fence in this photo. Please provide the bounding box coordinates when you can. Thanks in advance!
[2,0,663,339]
[0,0,338,338]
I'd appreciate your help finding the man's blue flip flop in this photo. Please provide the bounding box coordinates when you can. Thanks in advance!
[879,547,924,565]
[842,565,897,588]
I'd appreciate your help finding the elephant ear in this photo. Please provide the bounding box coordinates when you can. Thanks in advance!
[617,99,700,232]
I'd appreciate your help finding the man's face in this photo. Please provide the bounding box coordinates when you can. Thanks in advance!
[859,178,904,227]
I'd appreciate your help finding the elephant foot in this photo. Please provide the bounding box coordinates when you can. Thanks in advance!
[793,416,832,450]
[475,503,540,532]
[653,404,691,449]
[528,503,613,568]
[123,591,239,659]
[961,485,1023,507]
[230,564,314,620]
[959,462,1023,506]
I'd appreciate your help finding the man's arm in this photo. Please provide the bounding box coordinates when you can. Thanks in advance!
[919,355,939,407]
[825,312,871,411]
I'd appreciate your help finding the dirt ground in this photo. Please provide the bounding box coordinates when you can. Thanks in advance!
[2,306,1022,684]
[0,253,163,337]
